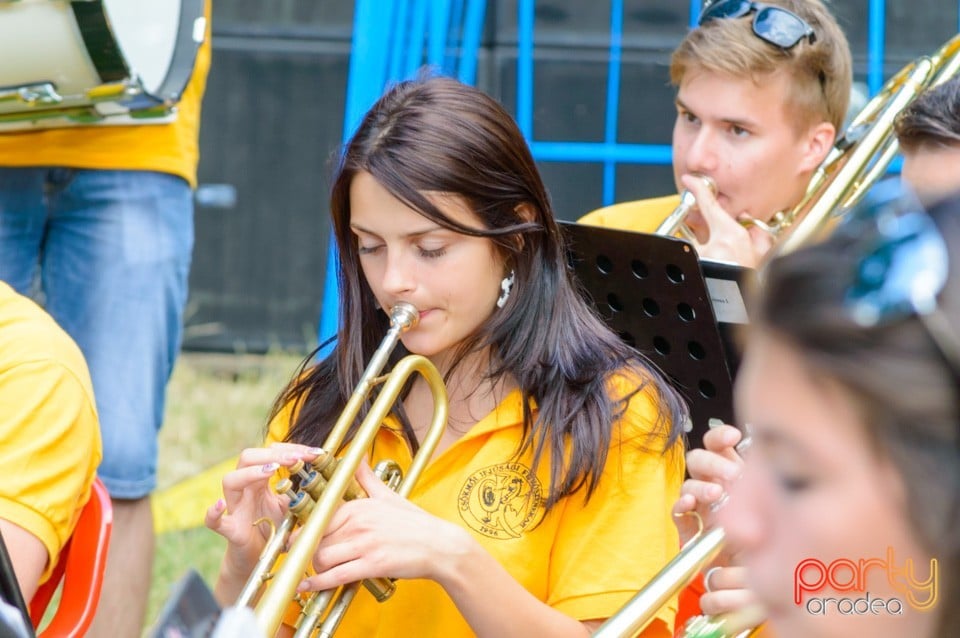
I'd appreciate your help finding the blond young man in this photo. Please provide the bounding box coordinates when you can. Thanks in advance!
[579,0,853,267]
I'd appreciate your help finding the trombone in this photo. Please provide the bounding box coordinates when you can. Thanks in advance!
[237,302,448,637]
[657,32,960,260]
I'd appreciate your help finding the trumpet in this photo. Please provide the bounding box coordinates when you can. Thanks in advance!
[593,511,764,638]
[592,517,725,638]
[591,513,761,638]
[238,302,449,637]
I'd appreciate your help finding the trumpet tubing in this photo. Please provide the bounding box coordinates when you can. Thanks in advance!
[592,526,725,638]
[238,302,449,637]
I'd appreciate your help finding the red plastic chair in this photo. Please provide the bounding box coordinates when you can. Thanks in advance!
[29,477,113,637]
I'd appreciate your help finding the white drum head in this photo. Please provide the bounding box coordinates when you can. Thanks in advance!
[103,0,180,94]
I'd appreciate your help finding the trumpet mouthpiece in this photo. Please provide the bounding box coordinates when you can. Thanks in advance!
[390,302,420,331]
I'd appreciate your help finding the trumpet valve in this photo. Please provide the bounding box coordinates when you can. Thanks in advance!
[362,577,396,602]
[299,468,328,500]
[311,449,366,500]
[276,477,314,519]
[373,459,404,491]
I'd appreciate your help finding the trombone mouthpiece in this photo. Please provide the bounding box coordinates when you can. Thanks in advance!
[389,302,419,331]
[680,174,716,199]
[656,174,717,239]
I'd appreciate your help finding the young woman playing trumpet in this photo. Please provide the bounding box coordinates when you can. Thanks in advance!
[205,75,689,638]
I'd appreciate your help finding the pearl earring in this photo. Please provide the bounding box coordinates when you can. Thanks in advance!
[496,270,515,309]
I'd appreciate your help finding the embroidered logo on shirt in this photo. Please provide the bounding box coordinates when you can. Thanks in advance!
[457,462,543,539]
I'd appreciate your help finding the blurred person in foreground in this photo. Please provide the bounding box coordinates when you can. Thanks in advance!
[674,73,960,635]
[673,179,958,638]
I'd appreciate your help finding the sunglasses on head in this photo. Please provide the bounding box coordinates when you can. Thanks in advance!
[699,0,817,50]
[839,180,960,377]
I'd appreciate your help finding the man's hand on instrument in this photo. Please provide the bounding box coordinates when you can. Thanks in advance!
[681,175,776,267]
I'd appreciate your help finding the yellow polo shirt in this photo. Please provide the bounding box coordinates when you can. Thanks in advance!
[0,282,101,582]
[0,1,212,188]
[267,374,684,636]
[578,195,682,233]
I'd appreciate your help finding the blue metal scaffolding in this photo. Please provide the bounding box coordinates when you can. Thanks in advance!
[319,0,487,346]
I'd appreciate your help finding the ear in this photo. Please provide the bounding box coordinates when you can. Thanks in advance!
[797,121,836,173]
[509,202,537,253]
[514,202,537,223]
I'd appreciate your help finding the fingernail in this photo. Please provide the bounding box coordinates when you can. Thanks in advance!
[296,581,308,593]
[308,447,324,455]
[707,484,723,499]
[214,498,225,511]
[261,462,279,473]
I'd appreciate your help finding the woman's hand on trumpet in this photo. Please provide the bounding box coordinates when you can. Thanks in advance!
[680,174,776,267]
[296,461,471,593]
[205,444,323,591]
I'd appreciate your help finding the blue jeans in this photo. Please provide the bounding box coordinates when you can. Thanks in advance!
[0,168,194,499]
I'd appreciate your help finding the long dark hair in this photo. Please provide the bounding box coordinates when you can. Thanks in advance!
[755,193,960,637]
[270,75,687,510]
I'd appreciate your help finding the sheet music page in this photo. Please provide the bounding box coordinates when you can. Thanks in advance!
[705,277,749,324]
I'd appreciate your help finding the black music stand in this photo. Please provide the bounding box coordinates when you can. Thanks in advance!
[149,569,221,638]
[561,222,753,450]
[0,531,32,638]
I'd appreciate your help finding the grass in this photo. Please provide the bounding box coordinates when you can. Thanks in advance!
[146,350,307,633]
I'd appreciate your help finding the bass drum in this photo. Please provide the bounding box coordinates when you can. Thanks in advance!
[0,0,206,131]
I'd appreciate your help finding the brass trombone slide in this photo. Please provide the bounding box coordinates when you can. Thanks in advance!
[767,31,960,260]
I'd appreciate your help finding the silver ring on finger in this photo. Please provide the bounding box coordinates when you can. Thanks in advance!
[704,566,722,593]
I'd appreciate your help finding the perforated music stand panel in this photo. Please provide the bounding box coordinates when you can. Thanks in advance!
[561,222,735,450]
